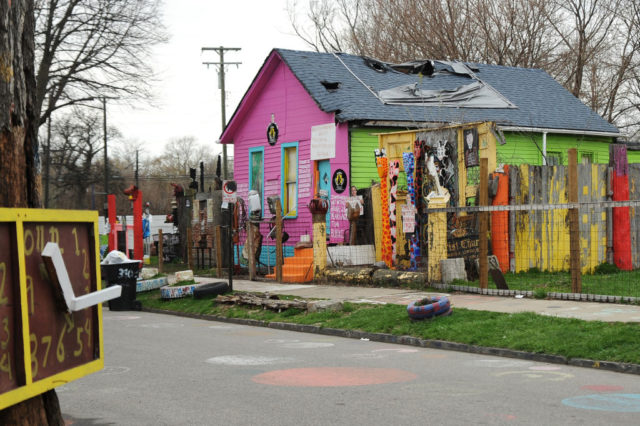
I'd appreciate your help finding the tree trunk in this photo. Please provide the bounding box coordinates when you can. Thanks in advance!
[1,0,40,208]
[0,1,61,424]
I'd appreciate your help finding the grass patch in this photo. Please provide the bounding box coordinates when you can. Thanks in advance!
[169,279,196,287]
[136,291,640,365]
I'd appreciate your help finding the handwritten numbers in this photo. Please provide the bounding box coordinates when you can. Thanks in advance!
[41,335,52,368]
[56,324,66,363]
[71,227,80,256]
[26,275,34,315]
[82,249,90,280]
[0,352,12,381]
[30,333,38,378]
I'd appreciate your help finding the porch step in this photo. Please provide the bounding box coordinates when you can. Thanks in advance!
[265,247,314,283]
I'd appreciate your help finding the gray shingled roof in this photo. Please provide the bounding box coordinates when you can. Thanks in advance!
[275,48,619,134]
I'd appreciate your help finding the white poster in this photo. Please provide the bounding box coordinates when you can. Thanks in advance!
[310,123,336,160]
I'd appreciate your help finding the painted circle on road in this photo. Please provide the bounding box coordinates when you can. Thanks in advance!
[252,367,417,387]
[281,342,334,349]
[562,394,640,412]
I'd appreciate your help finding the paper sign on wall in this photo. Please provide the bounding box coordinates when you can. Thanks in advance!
[402,204,416,233]
[310,123,336,160]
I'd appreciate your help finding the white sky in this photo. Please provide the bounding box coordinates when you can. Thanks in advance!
[108,0,310,159]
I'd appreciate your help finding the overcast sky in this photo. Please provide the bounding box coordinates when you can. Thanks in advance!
[108,0,310,158]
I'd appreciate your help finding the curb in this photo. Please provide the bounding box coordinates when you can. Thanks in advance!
[141,307,640,376]
[430,283,640,304]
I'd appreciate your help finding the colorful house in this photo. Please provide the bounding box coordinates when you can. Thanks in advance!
[219,48,620,272]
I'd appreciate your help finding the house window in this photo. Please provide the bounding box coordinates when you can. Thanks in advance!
[580,152,594,164]
[281,143,298,217]
[546,151,562,165]
[249,147,264,215]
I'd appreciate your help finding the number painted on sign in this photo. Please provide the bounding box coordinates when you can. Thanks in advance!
[36,225,45,253]
[56,324,66,363]
[41,335,52,368]
[82,248,90,280]
[71,227,80,256]
[1,317,9,350]
[84,318,91,348]
[0,262,7,305]
[0,352,12,381]
[49,226,63,254]
[74,327,84,357]
[30,333,38,378]
[26,275,34,315]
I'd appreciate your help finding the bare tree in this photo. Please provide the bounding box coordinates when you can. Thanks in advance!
[34,0,168,126]
[45,109,110,209]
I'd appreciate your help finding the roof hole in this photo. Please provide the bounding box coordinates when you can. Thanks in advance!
[363,57,388,73]
[321,81,341,92]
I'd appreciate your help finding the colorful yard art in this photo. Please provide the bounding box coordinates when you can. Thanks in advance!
[403,152,419,270]
[388,159,400,264]
[375,150,393,267]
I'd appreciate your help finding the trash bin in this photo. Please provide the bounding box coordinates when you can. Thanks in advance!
[101,260,142,311]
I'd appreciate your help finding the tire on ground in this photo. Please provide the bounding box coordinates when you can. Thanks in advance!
[193,282,230,299]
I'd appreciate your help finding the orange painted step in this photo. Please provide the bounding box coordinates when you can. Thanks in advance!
[265,247,314,283]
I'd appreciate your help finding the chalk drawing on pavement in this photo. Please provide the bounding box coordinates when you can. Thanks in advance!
[562,394,640,412]
[205,355,295,366]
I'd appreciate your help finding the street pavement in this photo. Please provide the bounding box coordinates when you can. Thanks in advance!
[219,278,640,323]
[58,310,640,425]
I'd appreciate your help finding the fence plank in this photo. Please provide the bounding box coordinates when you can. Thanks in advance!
[629,164,640,269]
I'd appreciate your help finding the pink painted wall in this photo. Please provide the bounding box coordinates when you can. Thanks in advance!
[226,52,351,245]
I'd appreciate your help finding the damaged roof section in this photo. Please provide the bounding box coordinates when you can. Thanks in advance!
[368,59,516,108]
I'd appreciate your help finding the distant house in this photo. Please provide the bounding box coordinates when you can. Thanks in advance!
[219,48,619,254]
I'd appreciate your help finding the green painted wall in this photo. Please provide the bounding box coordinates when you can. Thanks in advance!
[497,132,615,165]
[349,127,397,190]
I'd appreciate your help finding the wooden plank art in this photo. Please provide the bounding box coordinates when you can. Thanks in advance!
[375,154,393,267]
[629,164,640,269]
[0,208,104,411]
[610,144,632,270]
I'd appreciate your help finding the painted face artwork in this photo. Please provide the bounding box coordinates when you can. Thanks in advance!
[466,132,474,150]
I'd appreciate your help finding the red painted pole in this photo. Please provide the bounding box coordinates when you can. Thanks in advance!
[491,165,509,273]
[133,191,144,266]
[108,194,117,251]
[610,144,632,270]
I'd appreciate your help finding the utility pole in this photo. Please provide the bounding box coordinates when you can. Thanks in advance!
[202,46,241,180]
[102,96,108,204]
[135,149,139,188]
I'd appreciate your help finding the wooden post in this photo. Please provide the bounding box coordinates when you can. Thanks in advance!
[215,226,223,277]
[312,214,327,277]
[247,220,256,280]
[426,191,450,283]
[158,229,164,274]
[275,199,283,282]
[479,158,489,289]
[187,227,193,270]
[568,148,582,293]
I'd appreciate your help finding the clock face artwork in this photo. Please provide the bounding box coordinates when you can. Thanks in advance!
[0,209,104,410]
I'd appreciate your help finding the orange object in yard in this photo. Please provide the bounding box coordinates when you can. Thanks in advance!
[491,165,509,273]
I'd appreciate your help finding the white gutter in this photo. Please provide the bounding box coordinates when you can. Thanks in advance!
[542,131,547,165]
[498,125,620,138]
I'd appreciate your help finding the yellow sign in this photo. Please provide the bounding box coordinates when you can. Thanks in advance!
[0,208,104,410]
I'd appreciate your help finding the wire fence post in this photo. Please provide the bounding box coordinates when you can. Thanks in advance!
[568,148,582,293]
[479,158,489,289]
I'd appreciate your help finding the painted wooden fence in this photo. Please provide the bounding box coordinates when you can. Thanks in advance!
[510,164,608,273]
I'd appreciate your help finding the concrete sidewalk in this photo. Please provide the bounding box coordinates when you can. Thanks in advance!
[216,278,640,323]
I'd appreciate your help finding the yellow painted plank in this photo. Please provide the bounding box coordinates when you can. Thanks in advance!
[371,184,382,262]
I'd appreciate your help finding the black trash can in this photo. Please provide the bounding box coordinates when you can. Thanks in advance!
[101,260,142,311]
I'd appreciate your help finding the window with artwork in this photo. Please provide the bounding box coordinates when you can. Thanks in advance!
[281,143,298,217]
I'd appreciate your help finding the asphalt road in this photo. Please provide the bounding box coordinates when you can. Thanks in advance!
[57,310,640,425]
